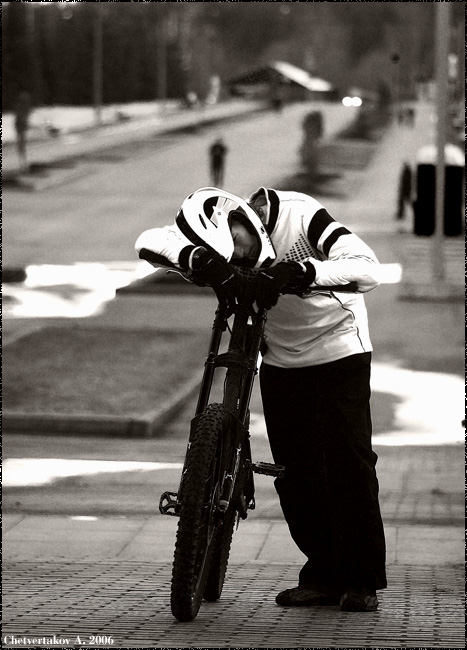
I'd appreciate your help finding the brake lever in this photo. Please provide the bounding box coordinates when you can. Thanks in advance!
[166,269,193,284]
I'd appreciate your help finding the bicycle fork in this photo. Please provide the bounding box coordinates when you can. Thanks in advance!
[159,305,284,518]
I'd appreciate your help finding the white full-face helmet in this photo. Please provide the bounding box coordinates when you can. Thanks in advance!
[175,187,276,269]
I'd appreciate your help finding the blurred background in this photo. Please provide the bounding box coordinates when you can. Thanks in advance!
[3,0,465,426]
[2,2,464,119]
[2,0,464,438]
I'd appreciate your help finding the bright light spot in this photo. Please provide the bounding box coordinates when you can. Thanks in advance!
[24,262,152,290]
[3,261,155,319]
[3,458,183,487]
[342,96,362,107]
[69,516,98,521]
[378,263,402,284]
[371,363,464,446]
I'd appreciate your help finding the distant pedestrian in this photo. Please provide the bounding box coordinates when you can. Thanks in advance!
[396,162,412,220]
[407,107,415,127]
[270,79,283,113]
[14,90,32,173]
[271,94,283,113]
[209,137,228,187]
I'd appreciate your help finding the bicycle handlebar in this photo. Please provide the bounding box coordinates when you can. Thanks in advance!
[166,269,360,310]
[282,281,359,295]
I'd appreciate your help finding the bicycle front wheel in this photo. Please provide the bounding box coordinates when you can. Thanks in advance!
[171,403,226,622]
[203,411,252,602]
[203,505,237,602]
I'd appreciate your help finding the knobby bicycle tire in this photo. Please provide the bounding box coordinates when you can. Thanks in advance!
[203,505,237,602]
[203,409,251,602]
[171,403,229,622]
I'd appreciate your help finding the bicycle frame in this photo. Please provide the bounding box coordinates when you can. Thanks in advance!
[159,302,278,519]
[196,304,267,424]
[192,304,268,512]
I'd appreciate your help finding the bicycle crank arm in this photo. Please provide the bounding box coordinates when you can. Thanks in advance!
[250,461,285,478]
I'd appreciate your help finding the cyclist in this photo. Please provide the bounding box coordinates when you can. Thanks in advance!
[136,186,387,612]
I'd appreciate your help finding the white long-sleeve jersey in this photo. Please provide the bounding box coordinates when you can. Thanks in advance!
[135,188,381,368]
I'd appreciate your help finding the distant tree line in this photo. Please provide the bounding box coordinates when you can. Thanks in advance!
[3,2,462,112]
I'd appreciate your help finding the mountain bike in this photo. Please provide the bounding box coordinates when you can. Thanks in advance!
[159,281,358,622]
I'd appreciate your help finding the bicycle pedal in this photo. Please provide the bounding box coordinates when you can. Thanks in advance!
[159,491,180,516]
[251,462,285,478]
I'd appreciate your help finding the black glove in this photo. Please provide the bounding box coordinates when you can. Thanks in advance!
[283,260,316,295]
[245,261,316,310]
[190,247,244,313]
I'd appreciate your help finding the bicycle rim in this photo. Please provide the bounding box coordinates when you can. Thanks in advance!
[203,406,252,602]
[203,505,237,602]
[171,403,226,622]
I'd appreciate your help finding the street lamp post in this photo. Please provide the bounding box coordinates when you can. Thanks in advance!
[433,1,449,282]
[156,19,167,105]
[27,3,42,108]
[93,4,103,126]
[390,51,401,123]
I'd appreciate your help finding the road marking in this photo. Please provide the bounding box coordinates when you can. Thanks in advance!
[3,458,183,487]
[3,261,154,318]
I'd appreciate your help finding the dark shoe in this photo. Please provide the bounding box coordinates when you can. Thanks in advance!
[340,588,378,612]
[276,585,340,607]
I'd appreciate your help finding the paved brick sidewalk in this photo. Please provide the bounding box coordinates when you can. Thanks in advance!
[3,560,464,648]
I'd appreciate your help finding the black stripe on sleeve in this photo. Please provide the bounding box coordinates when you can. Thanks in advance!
[307,208,335,248]
[322,226,351,257]
[266,189,280,234]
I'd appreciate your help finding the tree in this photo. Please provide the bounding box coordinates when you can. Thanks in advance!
[2,3,440,110]
[2,3,34,110]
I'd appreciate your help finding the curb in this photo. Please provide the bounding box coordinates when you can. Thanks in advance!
[4,165,94,192]
[141,371,201,437]
[3,372,201,438]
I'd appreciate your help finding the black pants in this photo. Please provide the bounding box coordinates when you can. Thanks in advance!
[260,352,387,594]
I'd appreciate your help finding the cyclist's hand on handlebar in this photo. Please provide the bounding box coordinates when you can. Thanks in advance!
[190,248,245,314]
[282,261,316,294]
[245,261,316,310]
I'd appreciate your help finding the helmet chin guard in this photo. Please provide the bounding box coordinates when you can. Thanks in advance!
[176,187,276,269]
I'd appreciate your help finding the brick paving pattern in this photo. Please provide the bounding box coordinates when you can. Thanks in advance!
[3,561,464,648]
